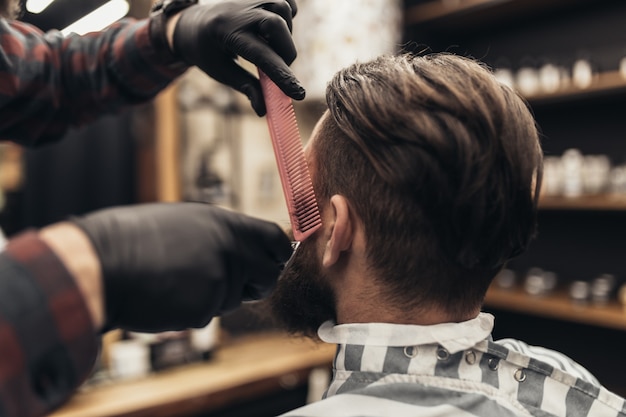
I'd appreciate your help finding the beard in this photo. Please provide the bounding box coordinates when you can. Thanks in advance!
[267,236,337,339]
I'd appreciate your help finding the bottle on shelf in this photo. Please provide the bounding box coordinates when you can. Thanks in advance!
[515,57,540,97]
[561,149,584,197]
[571,52,596,89]
[569,280,590,305]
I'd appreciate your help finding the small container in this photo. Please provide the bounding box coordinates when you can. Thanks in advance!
[109,339,151,380]
[590,274,616,306]
[516,66,540,96]
[569,280,590,304]
[561,149,584,198]
[542,271,558,292]
[524,268,547,296]
[572,58,594,89]
[539,62,561,94]
[583,155,611,194]
[495,269,516,289]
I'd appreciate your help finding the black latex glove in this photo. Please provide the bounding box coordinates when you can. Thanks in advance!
[172,0,305,116]
[71,202,292,333]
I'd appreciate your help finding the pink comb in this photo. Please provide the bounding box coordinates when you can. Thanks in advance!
[258,69,322,242]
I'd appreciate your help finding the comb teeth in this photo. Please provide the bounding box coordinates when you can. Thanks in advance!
[258,69,322,242]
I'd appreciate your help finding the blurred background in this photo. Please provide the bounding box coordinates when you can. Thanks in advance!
[6,0,626,416]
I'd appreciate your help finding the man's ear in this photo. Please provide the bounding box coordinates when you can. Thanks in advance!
[322,195,354,268]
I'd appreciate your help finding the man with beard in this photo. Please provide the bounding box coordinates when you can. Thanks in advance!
[0,1,301,416]
[269,53,626,417]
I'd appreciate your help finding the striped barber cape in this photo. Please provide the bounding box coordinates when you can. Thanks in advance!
[282,313,626,417]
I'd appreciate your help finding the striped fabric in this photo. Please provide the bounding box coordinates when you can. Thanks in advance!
[0,231,98,417]
[0,17,186,147]
[283,313,626,417]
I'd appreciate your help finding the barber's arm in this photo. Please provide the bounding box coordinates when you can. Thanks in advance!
[0,230,100,417]
[0,202,291,417]
[0,0,304,146]
[0,17,183,146]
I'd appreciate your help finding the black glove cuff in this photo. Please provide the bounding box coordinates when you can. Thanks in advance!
[148,0,199,65]
[69,215,119,333]
[148,12,181,65]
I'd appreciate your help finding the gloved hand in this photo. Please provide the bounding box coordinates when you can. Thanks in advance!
[71,202,292,333]
[172,0,305,116]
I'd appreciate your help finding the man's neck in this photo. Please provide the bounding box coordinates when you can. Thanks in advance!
[333,269,479,326]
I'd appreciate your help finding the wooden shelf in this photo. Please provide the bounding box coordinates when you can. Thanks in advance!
[50,332,336,417]
[526,71,626,106]
[539,194,626,211]
[405,0,504,25]
[405,0,595,27]
[484,286,626,331]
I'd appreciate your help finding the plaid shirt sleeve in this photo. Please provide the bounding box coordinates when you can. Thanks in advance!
[0,231,98,417]
[0,17,188,147]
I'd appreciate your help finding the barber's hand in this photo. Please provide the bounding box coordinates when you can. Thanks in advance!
[71,202,292,333]
[171,0,305,116]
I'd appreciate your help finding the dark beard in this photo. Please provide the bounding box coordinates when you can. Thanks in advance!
[267,237,337,339]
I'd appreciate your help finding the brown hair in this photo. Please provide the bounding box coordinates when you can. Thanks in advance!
[313,53,543,317]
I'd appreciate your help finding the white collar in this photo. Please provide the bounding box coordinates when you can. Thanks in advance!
[317,312,494,354]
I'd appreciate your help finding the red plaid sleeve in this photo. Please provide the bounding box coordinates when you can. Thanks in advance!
[0,231,98,417]
[0,17,188,147]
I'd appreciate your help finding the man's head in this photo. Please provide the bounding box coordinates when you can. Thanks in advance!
[270,53,542,336]
[0,0,23,19]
